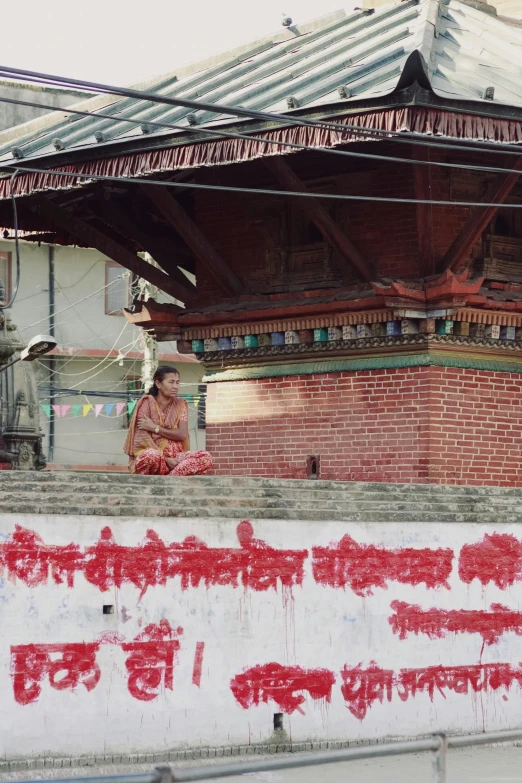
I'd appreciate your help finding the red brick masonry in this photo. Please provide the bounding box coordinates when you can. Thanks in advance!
[206,366,522,485]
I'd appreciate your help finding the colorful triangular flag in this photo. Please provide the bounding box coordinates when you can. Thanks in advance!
[94,404,104,417]
[72,404,82,417]
[41,404,51,418]
[51,405,62,418]
[61,405,71,418]
[116,402,126,416]
[105,403,115,416]
[83,404,93,417]
[127,401,137,416]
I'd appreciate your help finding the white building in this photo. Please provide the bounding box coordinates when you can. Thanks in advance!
[0,237,205,470]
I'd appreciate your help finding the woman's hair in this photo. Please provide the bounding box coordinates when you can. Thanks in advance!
[148,365,180,396]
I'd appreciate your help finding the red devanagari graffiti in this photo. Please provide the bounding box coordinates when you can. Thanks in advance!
[230,663,336,714]
[312,535,453,596]
[0,521,307,597]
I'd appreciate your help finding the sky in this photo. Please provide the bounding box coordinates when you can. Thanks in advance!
[1,0,359,87]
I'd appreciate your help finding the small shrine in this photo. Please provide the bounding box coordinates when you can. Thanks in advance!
[1,0,522,483]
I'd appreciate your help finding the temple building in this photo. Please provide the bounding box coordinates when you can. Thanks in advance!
[1,0,522,484]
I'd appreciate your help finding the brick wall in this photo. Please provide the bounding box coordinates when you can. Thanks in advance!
[206,366,522,485]
[428,367,522,486]
[207,367,431,483]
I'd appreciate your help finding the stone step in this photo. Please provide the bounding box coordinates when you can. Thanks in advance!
[0,483,480,503]
[1,472,522,523]
[1,471,517,497]
[0,492,478,514]
[0,500,520,524]
[0,475,511,499]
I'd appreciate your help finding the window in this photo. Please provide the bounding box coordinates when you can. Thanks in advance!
[105,262,131,315]
[0,252,11,305]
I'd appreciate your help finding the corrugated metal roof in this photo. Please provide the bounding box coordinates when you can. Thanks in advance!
[1,0,522,166]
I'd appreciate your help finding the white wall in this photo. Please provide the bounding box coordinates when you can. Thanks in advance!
[0,515,520,760]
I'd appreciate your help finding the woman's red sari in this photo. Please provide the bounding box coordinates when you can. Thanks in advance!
[123,395,212,476]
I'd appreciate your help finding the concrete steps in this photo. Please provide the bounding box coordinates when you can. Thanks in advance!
[0,471,522,522]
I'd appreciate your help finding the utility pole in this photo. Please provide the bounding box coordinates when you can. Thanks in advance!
[138,254,159,393]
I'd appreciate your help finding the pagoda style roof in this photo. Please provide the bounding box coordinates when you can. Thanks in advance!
[1,0,522,169]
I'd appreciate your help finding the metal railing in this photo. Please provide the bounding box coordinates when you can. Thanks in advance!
[13,728,522,783]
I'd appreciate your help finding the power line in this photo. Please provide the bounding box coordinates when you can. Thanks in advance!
[9,163,522,210]
[2,91,522,180]
[3,54,522,163]
[17,271,129,333]
[36,322,129,377]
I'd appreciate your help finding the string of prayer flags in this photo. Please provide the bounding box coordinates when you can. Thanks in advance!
[39,395,205,420]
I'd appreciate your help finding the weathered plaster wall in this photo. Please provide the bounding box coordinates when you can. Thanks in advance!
[1,513,521,760]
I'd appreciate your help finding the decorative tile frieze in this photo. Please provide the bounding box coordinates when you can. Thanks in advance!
[218,337,232,350]
[500,326,516,341]
[182,309,395,340]
[485,324,500,340]
[356,324,372,338]
[342,325,357,340]
[196,334,522,369]
[401,319,419,335]
[184,315,522,360]
[285,330,300,345]
[298,329,314,343]
[328,326,342,341]
[454,322,470,337]
[386,321,401,336]
[204,338,219,352]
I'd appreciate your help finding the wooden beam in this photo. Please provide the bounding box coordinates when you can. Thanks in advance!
[28,197,184,301]
[98,198,197,302]
[263,156,374,282]
[442,154,522,272]
[413,146,434,274]
[140,184,243,296]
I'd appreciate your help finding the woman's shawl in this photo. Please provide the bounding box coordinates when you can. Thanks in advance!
[123,395,189,459]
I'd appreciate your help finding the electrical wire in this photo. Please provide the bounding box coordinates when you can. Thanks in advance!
[67,335,141,389]
[35,324,131,377]
[9,163,522,210]
[4,57,522,163]
[2,91,522,180]
[17,271,129,333]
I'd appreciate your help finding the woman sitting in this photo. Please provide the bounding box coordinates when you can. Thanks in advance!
[123,365,213,476]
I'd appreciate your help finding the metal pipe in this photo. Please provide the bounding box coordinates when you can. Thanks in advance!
[48,245,55,463]
[10,728,522,783]
[432,733,447,783]
[447,729,522,748]
[170,739,440,782]
[17,773,162,783]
